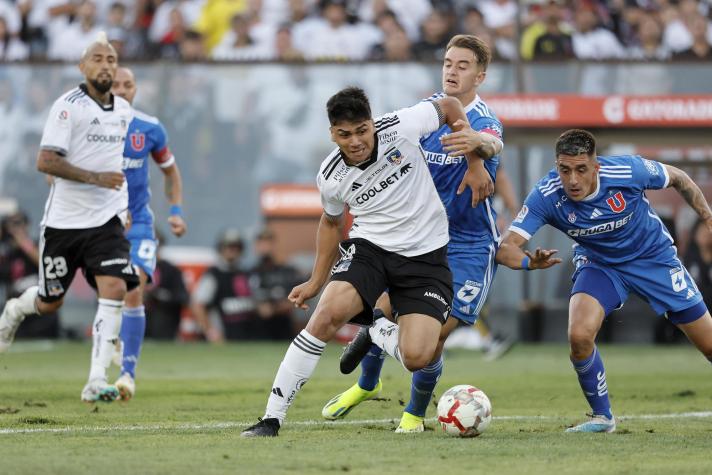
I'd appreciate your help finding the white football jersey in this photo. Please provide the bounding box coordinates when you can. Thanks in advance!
[40,85,133,229]
[317,101,448,257]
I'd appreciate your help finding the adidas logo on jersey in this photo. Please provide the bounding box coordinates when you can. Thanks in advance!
[91,117,101,125]
[351,182,362,191]
[686,289,696,299]
[590,209,603,219]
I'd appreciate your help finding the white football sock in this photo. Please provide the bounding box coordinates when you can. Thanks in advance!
[89,299,123,382]
[264,329,326,424]
[369,318,405,367]
[15,286,39,316]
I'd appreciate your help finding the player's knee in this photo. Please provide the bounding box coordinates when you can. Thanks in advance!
[568,333,595,360]
[400,349,431,372]
[97,278,127,300]
[37,299,62,314]
[305,309,343,342]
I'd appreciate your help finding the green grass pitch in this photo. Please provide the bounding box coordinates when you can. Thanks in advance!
[1,341,711,474]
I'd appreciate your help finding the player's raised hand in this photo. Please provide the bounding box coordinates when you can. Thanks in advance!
[440,122,482,157]
[525,248,562,270]
[457,159,494,207]
[288,281,321,310]
[93,171,125,190]
[168,215,187,237]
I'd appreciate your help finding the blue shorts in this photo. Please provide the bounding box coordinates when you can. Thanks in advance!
[126,206,156,281]
[448,241,498,325]
[571,248,707,325]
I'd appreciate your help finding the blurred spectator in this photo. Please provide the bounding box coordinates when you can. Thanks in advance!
[460,5,485,36]
[144,233,190,340]
[369,18,413,60]
[662,0,706,53]
[572,3,626,59]
[521,0,573,60]
[672,12,712,59]
[194,0,248,53]
[47,0,103,61]
[148,0,203,48]
[686,219,712,311]
[0,1,20,36]
[479,0,517,59]
[628,12,670,59]
[356,0,432,41]
[1,14,29,60]
[154,5,188,59]
[179,29,207,60]
[191,228,258,342]
[412,6,453,60]
[532,2,574,59]
[272,23,304,61]
[250,228,301,340]
[0,211,59,339]
[294,0,379,60]
[212,12,268,60]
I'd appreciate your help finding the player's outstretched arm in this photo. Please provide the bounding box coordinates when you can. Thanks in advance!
[495,231,562,271]
[665,165,712,232]
[36,149,124,189]
[288,212,344,310]
[439,120,502,160]
[433,97,494,207]
[160,163,187,237]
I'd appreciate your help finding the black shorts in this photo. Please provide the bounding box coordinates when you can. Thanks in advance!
[38,216,140,302]
[330,238,453,325]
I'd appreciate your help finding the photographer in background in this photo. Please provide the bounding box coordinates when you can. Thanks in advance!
[0,211,58,338]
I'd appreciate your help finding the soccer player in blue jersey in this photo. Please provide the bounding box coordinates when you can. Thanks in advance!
[110,67,187,400]
[322,34,506,432]
[496,129,712,433]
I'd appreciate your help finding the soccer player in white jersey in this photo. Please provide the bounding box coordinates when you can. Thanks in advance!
[496,129,712,432]
[323,34,508,433]
[0,34,139,403]
[241,86,494,437]
[110,67,187,401]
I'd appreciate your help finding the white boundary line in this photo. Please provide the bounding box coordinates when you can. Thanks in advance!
[1,411,711,435]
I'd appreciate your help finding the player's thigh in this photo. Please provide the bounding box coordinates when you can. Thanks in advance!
[569,266,621,341]
[568,293,606,342]
[449,242,497,325]
[329,238,388,326]
[306,280,366,341]
[623,252,701,317]
[37,226,81,306]
[675,308,712,357]
[82,216,139,297]
[397,313,443,369]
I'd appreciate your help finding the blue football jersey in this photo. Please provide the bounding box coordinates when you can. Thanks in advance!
[122,109,173,217]
[510,155,673,264]
[420,93,503,245]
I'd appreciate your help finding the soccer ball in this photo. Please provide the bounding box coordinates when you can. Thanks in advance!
[437,385,492,437]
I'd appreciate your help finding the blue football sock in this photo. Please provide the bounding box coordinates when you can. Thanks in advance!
[405,355,443,417]
[358,344,385,391]
[571,346,612,419]
[120,306,146,379]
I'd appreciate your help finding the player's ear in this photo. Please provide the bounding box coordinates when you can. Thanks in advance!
[78,61,86,75]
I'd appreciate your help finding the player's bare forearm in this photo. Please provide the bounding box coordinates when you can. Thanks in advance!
[161,163,183,206]
[37,149,124,189]
[310,213,344,288]
[37,149,96,183]
[495,231,529,269]
[434,96,469,131]
[666,165,712,223]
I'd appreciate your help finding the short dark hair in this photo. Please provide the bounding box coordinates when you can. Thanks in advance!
[555,129,597,157]
[326,87,372,125]
[446,34,491,72]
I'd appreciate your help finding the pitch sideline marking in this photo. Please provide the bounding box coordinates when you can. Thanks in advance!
[1,411,711,435]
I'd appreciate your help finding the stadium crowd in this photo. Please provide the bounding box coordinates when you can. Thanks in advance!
[0,0,711,62]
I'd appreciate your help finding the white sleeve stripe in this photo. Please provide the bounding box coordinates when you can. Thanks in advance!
[158,155,175,168]
[661,164,670,188]
[509,226,532,240]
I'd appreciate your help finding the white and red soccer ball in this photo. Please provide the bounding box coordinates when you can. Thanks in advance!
[437,385,492,437]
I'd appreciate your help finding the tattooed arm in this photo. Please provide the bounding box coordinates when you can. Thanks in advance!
[665,165,712,231]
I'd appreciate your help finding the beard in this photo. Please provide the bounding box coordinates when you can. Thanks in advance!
[89,76,113,94]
